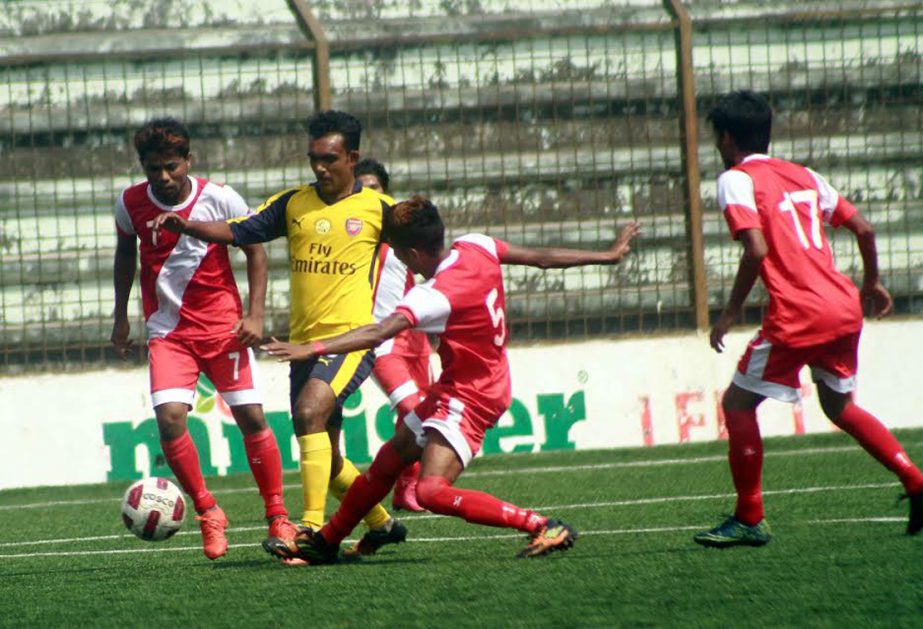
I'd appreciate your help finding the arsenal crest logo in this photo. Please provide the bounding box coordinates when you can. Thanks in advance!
[345,217,363,236]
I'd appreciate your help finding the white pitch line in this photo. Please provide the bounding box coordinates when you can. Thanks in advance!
[373,481,902,521]
[0,481,904,549]
[0,516,910,560]
[0,441,900,512]
[0,542,257,559]
[461,444,865,478]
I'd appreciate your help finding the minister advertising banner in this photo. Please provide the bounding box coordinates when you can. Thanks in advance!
[2,320,922,490]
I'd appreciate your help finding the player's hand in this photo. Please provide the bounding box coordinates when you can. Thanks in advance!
[233,316,264,347]
[110,318,134,360]
[150,212,188,235]
[709,307,739,353]
[260,337,315,362]
[609,221,641,262]
[861,280,893,319]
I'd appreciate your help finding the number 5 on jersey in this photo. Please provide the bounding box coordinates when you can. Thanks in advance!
[486,288,506,347]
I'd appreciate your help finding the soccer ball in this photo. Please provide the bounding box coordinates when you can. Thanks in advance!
[121,477,186,541]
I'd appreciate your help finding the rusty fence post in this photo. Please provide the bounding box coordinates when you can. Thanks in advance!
[663,0,709,330]
[286,0,332,112]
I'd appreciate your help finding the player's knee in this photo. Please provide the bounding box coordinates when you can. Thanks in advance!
[391,425,422,462]
[822,400,848,425]
[154,406,187,440]
[721,387,743,413]
[722,384,763,414]
[231,404,267,435]
[415,476,450,512]
[817,385,849,423]
[291,403,327,434]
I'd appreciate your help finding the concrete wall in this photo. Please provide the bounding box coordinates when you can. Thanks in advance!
[2,318,921,490]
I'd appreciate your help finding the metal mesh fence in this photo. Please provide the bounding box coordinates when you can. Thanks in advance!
[1,0,921,372]
[333,25,686,339]
[691,4,923,325]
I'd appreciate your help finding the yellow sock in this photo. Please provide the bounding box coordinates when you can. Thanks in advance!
[298,432,331,529]
[329,457,393,531]
[328,457,361,501]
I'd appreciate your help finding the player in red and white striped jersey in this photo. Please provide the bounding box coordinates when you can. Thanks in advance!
[357,158,432,514]
[695,91,923,548]
[111,118,296,559]
[260,196,640,562]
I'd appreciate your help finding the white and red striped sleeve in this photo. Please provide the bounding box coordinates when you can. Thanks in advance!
[394,282,452,334]
[373,247,413,322]
[717,169,760,237]
[806,167,857,227]
[454,233,509,260]
[114,190,135,236]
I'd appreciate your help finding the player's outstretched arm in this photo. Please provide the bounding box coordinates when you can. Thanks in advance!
[841,213,893,318]
[501,221,640,269]
[261,313,413,362]
[710,228,767,353]
[111,233,138,359]
[233,243,268,346]
[150,212,235,244]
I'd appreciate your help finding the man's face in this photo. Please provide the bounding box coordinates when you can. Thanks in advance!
[141,151,191,205]
[357,173,384,194]
[308,133,358,200]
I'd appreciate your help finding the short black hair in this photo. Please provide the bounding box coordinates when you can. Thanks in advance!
[307,110,362,151]
[133,117,190,161]
[354,158,390,193]
[707,90,772,153]
[384,195,445,256]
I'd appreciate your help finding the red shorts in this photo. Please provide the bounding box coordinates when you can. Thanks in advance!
[372,352,432,409]
[403,391,504,468]
[148,335,260,408]
[734,330,860,402]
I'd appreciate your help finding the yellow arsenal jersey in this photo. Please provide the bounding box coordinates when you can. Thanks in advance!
[229,182,393,342]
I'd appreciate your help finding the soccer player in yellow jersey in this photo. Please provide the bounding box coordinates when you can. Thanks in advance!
[152,111,405,560]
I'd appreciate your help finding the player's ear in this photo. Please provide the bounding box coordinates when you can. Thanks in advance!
[407,247,423,266]
[347,149,359,165]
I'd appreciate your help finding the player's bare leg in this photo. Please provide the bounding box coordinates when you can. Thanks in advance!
[156,402,227,559]
[817,383,923,534]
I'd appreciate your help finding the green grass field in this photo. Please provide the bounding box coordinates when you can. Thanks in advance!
[2,429,922,628]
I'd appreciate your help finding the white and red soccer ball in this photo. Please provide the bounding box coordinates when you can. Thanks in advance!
[121,477,185,541]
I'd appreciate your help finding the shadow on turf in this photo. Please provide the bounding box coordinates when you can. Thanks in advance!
[211,554,430,571]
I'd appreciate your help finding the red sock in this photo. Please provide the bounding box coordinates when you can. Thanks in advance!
[322,441,405,544]
[836,403,923,495]
[243,428,287,520]
[161,430,216,514]
[415,476,546,534]
[725,409,764,526]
